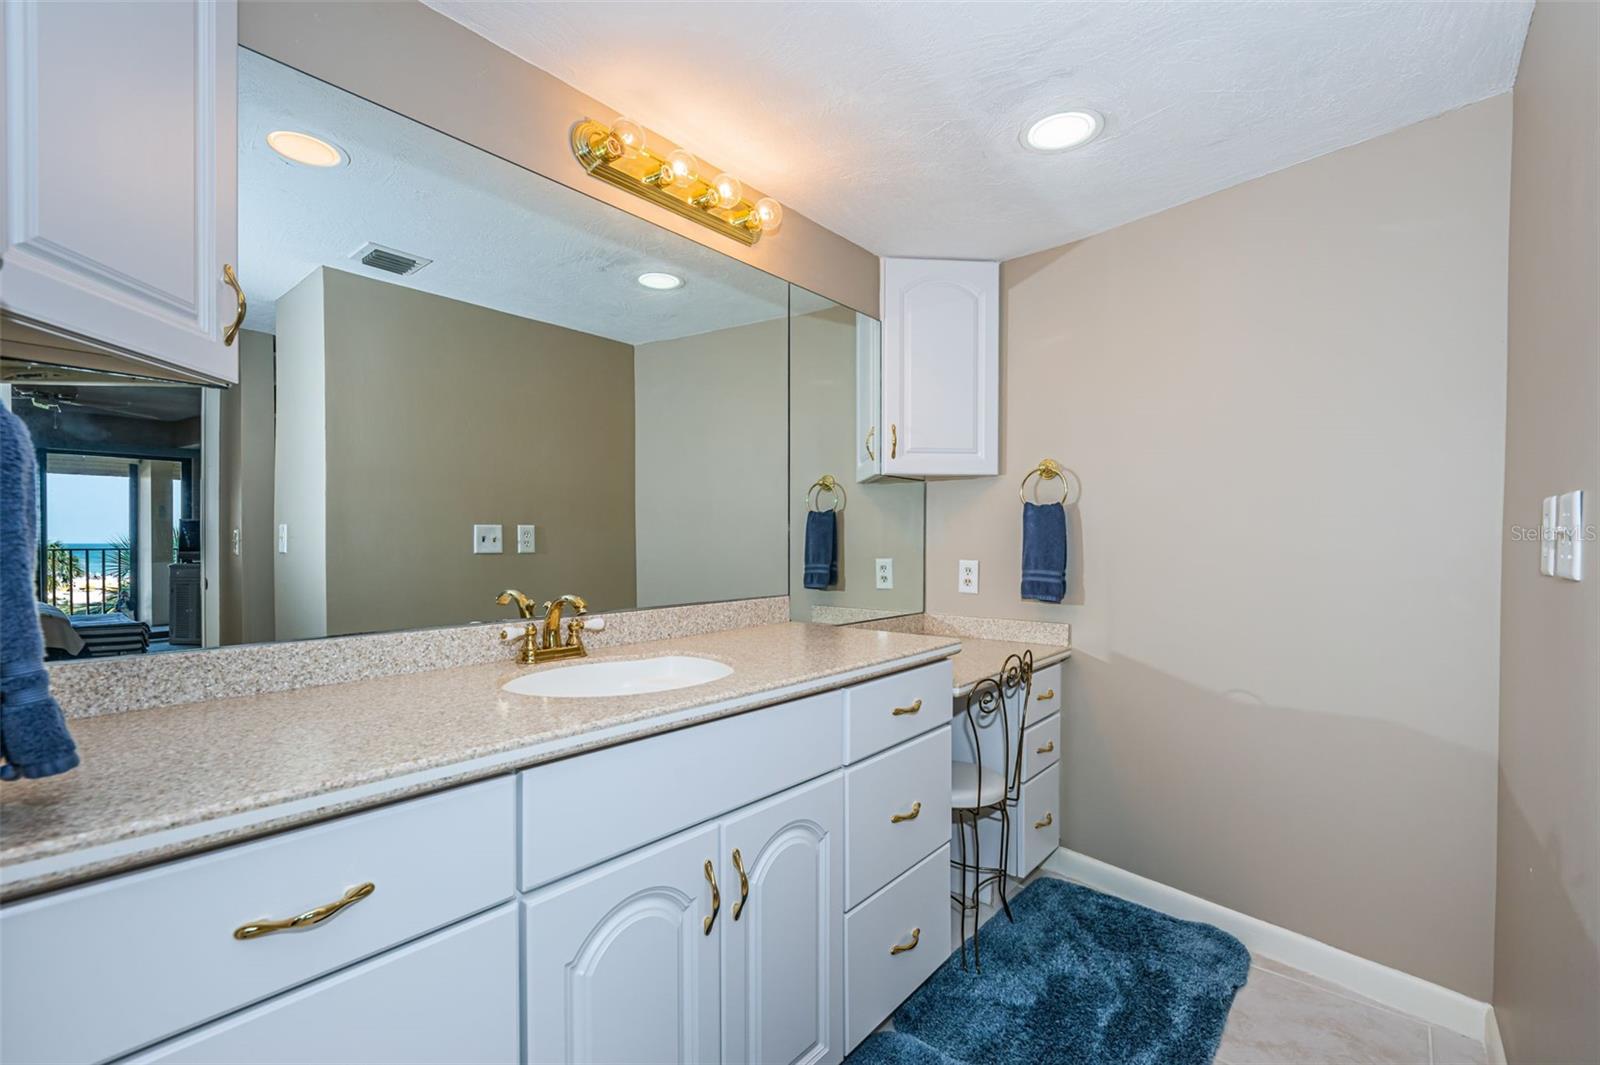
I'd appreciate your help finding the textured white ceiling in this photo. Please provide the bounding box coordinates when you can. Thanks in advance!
[421,0,1531,260]
[239,50,816,344]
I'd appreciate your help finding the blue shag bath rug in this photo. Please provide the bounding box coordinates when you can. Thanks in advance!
[848,877,1250,1065]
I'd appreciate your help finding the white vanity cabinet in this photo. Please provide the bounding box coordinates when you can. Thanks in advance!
[524,774,846,1065]
[0,0,241,383]
[879,258,1000,477]
[0,658,955,1065]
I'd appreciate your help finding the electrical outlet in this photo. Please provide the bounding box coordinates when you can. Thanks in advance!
[473,524,504,554]
[231,528,241,556]
[517,524,537,554]
[958,559,979,595]
[875,557,894,589]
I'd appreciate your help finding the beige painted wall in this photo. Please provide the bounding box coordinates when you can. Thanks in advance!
[633,319,788,609]
[308,268,637,636]
[1493,2,1600,1059]
[239,1,879,318]
[219,328,275,646]
[790,304,925,622]
[272,271,328,641]
[925,97,1513,997]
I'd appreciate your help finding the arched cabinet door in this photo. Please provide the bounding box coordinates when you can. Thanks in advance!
[524,824,722,1065]
[880,258,1000,477]
[719,774,844,1065]
[0,0,239,383]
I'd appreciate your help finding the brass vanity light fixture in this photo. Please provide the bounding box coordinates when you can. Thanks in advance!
[572,116,782,246]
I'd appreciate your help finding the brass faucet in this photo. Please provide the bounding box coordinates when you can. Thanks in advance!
[496,590,591,665]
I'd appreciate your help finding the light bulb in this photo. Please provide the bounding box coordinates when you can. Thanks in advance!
[755,197,783,233]
[611,117,646,154]
[712,173,742,209]
[666,149,699,188]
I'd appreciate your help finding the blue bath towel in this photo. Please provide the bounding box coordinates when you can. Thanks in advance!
[1,406,79,780]
[1020,501,1067,603]
[803,509,838,590]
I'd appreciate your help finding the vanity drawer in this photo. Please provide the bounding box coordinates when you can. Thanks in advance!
[521,689,844,890]
[844,844,952,1052]
[1013,761,1062,877]
[0,777,516,1065]
[1021,713,1061,781]
[843,659,953,763]
[1030,662,1063,720]
[844,725,951,908]
[128,904,520,1064]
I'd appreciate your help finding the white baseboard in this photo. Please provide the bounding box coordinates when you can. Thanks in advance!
[1045,848,1491,1041]
[1483,1008,1507,1065]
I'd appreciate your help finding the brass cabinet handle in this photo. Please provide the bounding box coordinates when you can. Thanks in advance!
[222,263,246,347]
[890,423,897,459]
[1037,689,1056,701]
[1036,740,1055,755]
[703,860,721,935]
[1034,812,1054,830]
[865,426,875,461]
[731,848,749,921]
[233,882,374,940]
[892,698,923,717]
[890,801,922,824]
[890,927,921,955]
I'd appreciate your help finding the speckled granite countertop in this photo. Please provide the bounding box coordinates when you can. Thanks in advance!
[948,637,1072,696]
[0,623,959,901]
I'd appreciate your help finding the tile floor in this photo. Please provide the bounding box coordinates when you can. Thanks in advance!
[940,868,1488,1065]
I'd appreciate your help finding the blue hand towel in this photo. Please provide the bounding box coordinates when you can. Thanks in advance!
[1021,501,1068,603]
[803,509,838,590]
[1,406,79,780]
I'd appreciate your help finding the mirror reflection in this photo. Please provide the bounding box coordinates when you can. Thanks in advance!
[5,49,924,663]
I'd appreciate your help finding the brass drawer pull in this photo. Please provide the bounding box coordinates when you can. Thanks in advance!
[890,801,922,824]
[233,882,374,940]
[1034,812,1054,830]
[890,423,898,459]
[890,927,921,955]
[865,426,875,461]
[1036,689,1056,701]
[892,698,923,717]
[703,860,721,934]
[222,263,246,347]
[731,848,749,921]
[1036,740,1055,755]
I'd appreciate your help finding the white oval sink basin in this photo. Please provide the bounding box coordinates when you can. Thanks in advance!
[502,655,732,698]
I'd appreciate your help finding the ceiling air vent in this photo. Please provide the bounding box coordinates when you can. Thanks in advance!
[351,242,432,277]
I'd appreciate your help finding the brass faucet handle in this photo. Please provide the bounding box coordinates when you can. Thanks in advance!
[496,589,538,619]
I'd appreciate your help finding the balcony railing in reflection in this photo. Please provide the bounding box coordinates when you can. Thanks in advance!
[43,545,131,616]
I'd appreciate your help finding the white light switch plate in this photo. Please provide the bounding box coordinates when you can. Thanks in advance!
[517,524,537,554]
[473,524,504,554]
[1556,490,1584,581]
[875,558,893,589]
[1541,496,1558,576]
[277,523,289,554]
[958,559,979,595]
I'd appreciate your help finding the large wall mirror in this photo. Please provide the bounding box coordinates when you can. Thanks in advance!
[3,48,922,663]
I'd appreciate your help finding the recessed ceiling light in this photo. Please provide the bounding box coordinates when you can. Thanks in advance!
[637,272,684,290]
[266,129,347,168]
[1022,110,1104,152]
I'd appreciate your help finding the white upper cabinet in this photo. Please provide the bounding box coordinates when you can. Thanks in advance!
[880,258,1000,477]
[0,0,239,383]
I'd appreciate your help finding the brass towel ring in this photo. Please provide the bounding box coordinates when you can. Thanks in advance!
[1019,459,1075,505]
[807,475,845,513]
